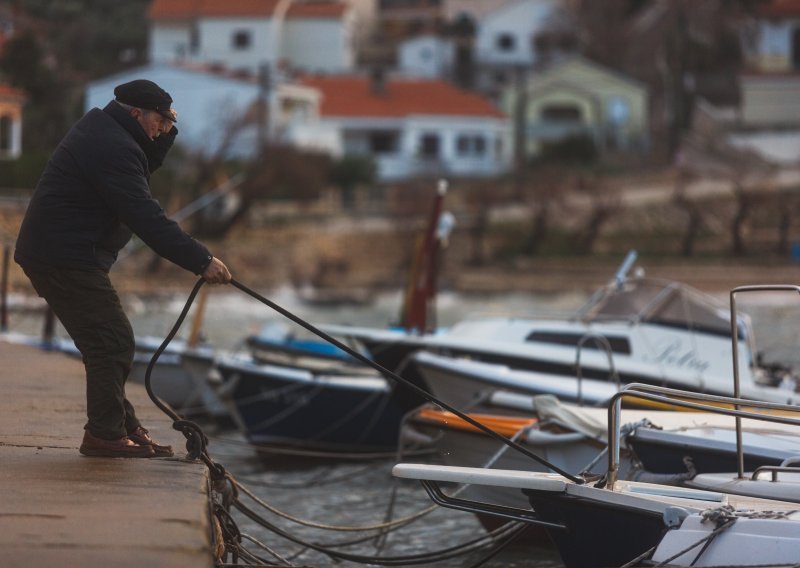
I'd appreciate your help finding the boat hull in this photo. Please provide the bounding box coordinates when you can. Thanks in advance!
[218,358,418,452]
[524,488,667,568]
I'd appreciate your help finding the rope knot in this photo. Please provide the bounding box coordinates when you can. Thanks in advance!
[173,419,209,460]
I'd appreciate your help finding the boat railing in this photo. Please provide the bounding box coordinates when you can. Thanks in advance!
[751,465,800,482]
[574,332,620,406]
[751,456,800,482]
[729,285,800,476]
[781,456,800,467]
[605,382,800,490]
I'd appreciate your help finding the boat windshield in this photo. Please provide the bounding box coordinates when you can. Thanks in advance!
[577,278,735,337]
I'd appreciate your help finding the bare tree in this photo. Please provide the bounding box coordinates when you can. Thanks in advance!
[775,188,800,256]
[730,181,751,257]
[464,185,493,266]
[572,175,620,255]
[672,160,705,257]
[521,166,570,256]
[569,0,747,162]
[461,181,514,266]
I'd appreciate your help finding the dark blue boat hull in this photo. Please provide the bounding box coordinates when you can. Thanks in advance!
[218,361,416,452]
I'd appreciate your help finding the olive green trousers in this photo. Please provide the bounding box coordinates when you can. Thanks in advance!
[23,267,142,440]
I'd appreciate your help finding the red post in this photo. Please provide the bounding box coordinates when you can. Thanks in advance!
[400,180,448,334]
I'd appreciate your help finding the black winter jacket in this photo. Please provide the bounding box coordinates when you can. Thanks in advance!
[15,101,212,274]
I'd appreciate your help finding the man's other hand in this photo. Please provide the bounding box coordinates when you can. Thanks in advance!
[202,257,232,284]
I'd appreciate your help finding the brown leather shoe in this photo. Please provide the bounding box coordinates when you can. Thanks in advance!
[128,426,174,458]
[79,430,155,458]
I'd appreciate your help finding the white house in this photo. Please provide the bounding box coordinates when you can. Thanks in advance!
[725,0,800,163]
[84,62,324,158]
[402,1,568,95]
[299,74,511,180]
[147,0,359,75]
[469,0,560,92]
[738,1,800,128]
[740,0,800,73]
[86,63,509,180]
[397,35,454,78]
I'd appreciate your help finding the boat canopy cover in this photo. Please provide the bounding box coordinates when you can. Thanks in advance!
[579,278,733,335]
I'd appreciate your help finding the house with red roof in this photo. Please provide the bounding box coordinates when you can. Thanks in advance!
[298,74,510,180]
[86,63,509,180]
[85,62,323,159]
[147,0,371,75]
[0,84,24,160]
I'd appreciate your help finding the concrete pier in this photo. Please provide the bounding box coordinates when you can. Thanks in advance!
[0,341,213,567]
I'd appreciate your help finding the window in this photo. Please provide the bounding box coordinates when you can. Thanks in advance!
[495,137,504,158]
[493,70,508,86]
[541,105,582,123]
[526,331,632,355]
[606,96,631,125]
[420,134,440,158]
[232,30,252,50]
[792,27,800,69]
[456,134,487,157]
[369,131,398,154]
[0,116,11,154]
[496,33,515,52]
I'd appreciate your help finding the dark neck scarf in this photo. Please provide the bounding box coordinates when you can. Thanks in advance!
[103,100,177,174]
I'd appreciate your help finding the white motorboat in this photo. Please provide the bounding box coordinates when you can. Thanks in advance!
[412,349,800,410]
[323,253,799,405]
[405,390,800,515]
[394,383,800,567]
[393,463,800,568]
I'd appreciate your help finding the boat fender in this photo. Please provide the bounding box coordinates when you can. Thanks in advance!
[399,424,439,446]
[631,456,697,486]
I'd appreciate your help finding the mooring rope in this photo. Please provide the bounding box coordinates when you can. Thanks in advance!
[212,434,435,461]
[145,277,587,479]
[144,277,590,564]
[235,499,524,567]
[226,278,585,483]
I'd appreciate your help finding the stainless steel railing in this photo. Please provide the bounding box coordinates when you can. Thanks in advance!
[729,285,800,478]
[605,382,800,489]
[574,332,620,406]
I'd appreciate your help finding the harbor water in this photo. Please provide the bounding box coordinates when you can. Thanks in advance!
[10,283,800,566]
